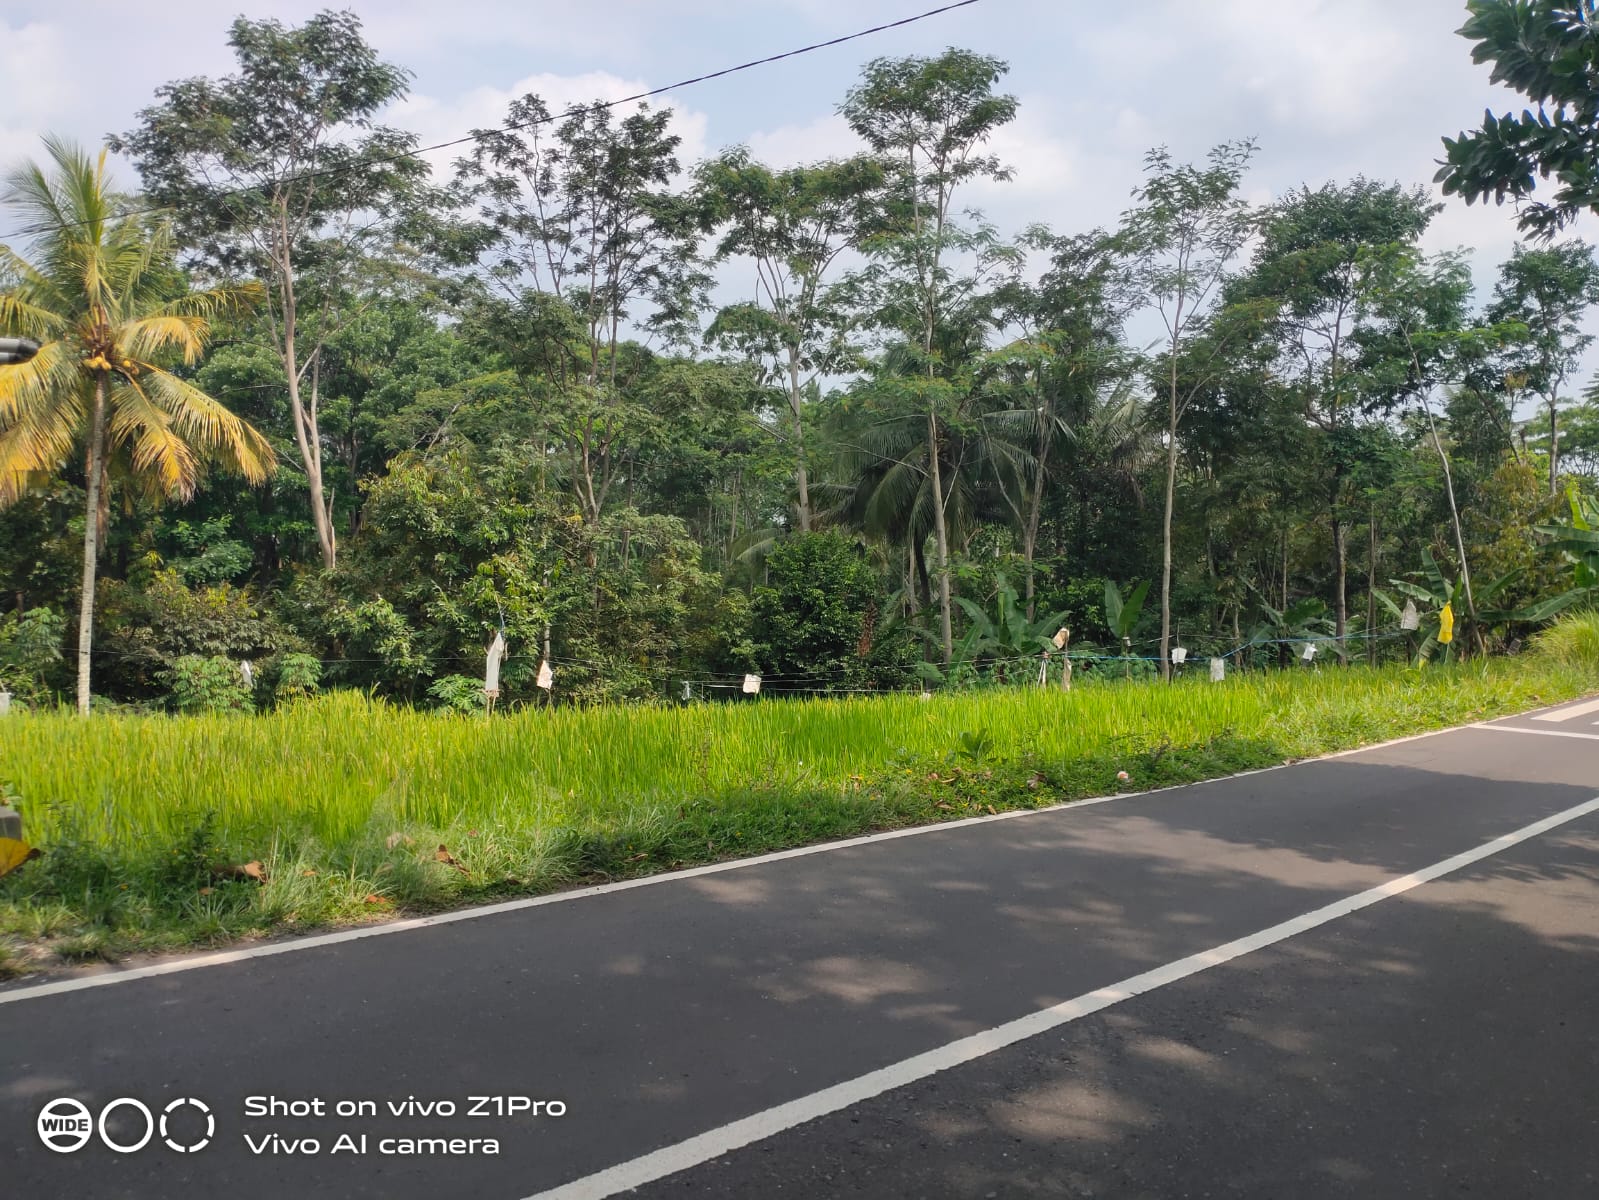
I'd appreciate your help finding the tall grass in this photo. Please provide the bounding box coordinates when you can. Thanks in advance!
[1,652,1592,966]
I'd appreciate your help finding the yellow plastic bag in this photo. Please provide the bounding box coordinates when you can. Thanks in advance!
[0,837,40,879]
[1438,603,1455,646]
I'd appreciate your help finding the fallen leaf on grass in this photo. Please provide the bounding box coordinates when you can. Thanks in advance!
[300,868,317,877]
[624,852,648,863]
[363,894,391,906]
[434,845,467,873]
[198,887,214,896]
[935,802,955,812]
[213,861,267,884]
[986,804,999,816]
[385,832,414,851]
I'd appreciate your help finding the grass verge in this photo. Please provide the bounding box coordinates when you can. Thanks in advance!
[1,649,1594,974]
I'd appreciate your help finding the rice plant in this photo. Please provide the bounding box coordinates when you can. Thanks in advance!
[0,653,1592,961]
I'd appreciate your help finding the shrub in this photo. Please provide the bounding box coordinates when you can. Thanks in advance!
[163,655,254,714]
[428,674,485,713]
[1531,610,1599,673]
[271,653,323,704]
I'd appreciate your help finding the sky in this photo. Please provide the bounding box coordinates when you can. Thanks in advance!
[1,0,1594,387]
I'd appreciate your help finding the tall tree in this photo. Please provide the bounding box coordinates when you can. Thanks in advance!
[1120,142,1257,679]
[0,139,273,712]
[842,49,1018,665]
[697,149,884,532]
[1438,0,1599,237]
[985,228,1138,619]
[1231,179,1438,662]
[1485,241,1599,492]
[457,97,707,524]
[1356,245,1498,652]
[114,10,425,569]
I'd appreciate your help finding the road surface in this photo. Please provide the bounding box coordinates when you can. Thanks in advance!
[4,702,1598,1198]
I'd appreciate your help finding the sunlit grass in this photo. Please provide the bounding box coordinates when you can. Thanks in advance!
[0,656,1590,965]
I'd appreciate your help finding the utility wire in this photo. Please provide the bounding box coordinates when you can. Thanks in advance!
[0,0,987,243]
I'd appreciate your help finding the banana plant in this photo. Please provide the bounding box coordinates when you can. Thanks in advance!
[1526,486,1599,622]
[1103,579,1150,678]
[1374,547,1522,664]
[1247,594,1333,668]
[916,573,1070,686]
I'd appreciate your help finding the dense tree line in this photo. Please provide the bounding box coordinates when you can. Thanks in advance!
[4,7,1599,713]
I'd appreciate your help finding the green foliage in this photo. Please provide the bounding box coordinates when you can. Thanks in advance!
[96,568,293,701]
[1103,579,1151,642]
[1531,610,1599,671]
[164,517,254,587]
[269,653,322,704]
[428,675,485,714]
[0,607,65,705]
[750,532,917,692]
[163,655,254,714]
[1438,1,1599,236]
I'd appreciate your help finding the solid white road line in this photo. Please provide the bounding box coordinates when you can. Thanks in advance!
[523,795,1599,1200]
[1481,724,1599,742]
[1533,697,1599,722]
[0,711,1570,1006]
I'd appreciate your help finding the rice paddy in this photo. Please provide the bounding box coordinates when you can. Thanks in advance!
[0,654,1592,972]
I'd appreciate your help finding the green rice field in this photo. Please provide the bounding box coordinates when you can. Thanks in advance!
[1,646,1594,973]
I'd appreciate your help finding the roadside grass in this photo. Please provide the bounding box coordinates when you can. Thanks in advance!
[1,641,1595,971]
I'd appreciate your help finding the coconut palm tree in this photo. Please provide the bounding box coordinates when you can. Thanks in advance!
[0,138,273,713]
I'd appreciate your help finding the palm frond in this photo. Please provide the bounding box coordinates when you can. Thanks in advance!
[108,377,198,498]
[0,340,83,425]
[135,365,276,484]
[0,386,82,503]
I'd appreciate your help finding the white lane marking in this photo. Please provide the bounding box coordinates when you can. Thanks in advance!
[1533,697,1599,722]
[0,712,1563,1006]
[523,795,1599,1200]
[1481,724,1599,742]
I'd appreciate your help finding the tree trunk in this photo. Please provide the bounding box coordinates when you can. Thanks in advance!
[76,374,109,716]
[1423,399,1485,655]
[1367,510,1378,667]
[1333,516,1348,666]
[927,410,954,665]
[1550,396,1560,495]
[1159,390,1178,682]
[275,210,336,570]
[788,348,810,532]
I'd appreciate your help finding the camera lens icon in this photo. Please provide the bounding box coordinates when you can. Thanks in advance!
[161,1097,215,1153]
[37,1098,94,1153]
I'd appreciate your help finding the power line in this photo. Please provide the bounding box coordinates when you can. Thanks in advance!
[0,0,986,244]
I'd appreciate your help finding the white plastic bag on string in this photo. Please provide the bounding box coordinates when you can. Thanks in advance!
[484,630,507,697]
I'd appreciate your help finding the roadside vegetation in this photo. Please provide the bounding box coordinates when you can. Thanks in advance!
[2,615,1596,973]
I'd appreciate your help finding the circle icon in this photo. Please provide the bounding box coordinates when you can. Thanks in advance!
[37,1098,94,1153]
[160,1097,214,1153]
[97,1097,154,1154]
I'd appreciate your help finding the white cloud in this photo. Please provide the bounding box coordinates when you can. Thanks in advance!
[744,114,860,168]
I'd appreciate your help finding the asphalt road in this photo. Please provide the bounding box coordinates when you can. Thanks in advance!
[4,702,1598,1199]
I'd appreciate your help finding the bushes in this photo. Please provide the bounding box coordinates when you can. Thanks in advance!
[750,533,919,693]
[1532,610,1599,672]
[162,656,254,714]
[0,607,65,706]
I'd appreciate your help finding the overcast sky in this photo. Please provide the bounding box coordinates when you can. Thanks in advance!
[2,0,1594,384]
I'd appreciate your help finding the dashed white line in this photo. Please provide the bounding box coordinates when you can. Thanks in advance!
[1533,697,1599,722]
[1481,724,1599,742]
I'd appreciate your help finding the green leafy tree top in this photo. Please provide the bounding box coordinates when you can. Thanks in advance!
[1438,1,1599,237]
